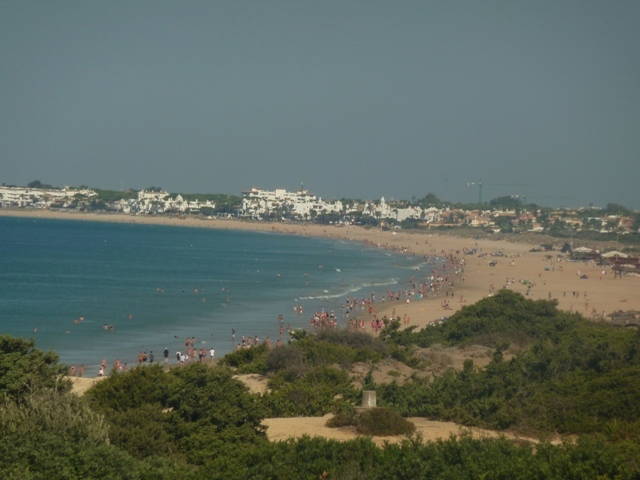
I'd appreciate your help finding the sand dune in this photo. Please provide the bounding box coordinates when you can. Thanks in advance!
[263,414,544,446]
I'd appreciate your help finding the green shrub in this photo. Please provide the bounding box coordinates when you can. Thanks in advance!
[0,335,70,401]
[387,290,579,348]
[88,363,266,460]
[85,364,174,412]
[265,345,305,374]
[316,328,387,353]
[0,388,190,479]
[355,408,415,436]
[326,402,356,428]
[262,367,357,417]
[0,389,109,445]
[221,344,268,374]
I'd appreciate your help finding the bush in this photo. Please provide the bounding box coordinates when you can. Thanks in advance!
[316,328,387,353]
[0,388,190,479]
[221,344,268,373]
[0,389,109,445]
[326,403,356,428]
[387,290,578,348]
[265,345,305,374]
[87,363,266,460]
[377,315,640,437]
[85,364,173,412]
[0,335,70,400]
[261,367,358,417]
[355,408,415,436]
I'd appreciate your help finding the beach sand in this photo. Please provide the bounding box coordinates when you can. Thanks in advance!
[32,207,636,446]
[69,376,107,395]
[263,414,543,446]
[4,208,639,330]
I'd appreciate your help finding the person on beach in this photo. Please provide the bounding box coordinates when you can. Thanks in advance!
[163,348,169,363]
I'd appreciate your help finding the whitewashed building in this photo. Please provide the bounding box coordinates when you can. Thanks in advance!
[112,190,215,215]
[363,197,428,222]
[0,186,96,208]
[241,187,343,219]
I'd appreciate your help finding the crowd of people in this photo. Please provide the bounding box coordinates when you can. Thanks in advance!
[68,251,466,378]
[302,252,465,334]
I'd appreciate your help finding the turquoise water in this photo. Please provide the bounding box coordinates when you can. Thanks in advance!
[0,216,425,371]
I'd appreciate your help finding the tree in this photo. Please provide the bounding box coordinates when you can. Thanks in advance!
[495,216,515,233]
[604,203,631,216]
[416,193,443,208]
[27,180,53,189]
[0,336,70,400]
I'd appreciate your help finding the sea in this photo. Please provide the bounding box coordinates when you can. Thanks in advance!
[0,216,433,373]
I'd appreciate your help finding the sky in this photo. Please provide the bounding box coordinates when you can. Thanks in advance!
[1,0,639,208]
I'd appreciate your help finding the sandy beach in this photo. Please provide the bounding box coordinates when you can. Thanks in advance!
[4,208,640,330]
[32,206,637,447]
[3,208,639,331]
[263,414,544,446]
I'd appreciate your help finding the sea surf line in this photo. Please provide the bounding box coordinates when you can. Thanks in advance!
[0,215,430,372]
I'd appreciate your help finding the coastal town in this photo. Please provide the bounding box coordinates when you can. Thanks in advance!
[5,1,640,477]
[1,182,639,238]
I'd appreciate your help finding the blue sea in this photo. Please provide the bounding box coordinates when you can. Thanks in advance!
[0,216,429,372]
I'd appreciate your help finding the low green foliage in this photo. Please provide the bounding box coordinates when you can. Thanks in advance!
[326,402,357,427]
[87,363,267,460]
[0,389,109,445]
[385,289,579,348]
[377,293,640,436]
[265,344,305,375]
[315,328,387,352]
[355,407,416,436]
[221,343,268,373]
[218,330,388,417]
[199,435,640,479]
[5,288,640,478]
[224,329,388,375]
[0,335,70,400]
[0,387,189,479]
[326,405,416,436]
[261,366,358,416]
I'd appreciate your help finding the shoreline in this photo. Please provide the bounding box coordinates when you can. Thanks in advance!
[4,208,640,334]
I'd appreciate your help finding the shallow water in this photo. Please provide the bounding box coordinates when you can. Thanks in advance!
[0,216,428,371]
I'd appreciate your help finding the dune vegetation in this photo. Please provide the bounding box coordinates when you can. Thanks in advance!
[2,291,640,479]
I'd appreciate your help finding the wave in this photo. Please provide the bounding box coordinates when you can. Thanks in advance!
[408,262,428,271]
[403,257,447,271]
[297,278,399,300]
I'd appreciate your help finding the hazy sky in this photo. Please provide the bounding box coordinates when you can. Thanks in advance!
[1,1,639,207]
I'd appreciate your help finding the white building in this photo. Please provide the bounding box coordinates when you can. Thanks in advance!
[0,185,96,208]
[363,197,429,222]
[241,187,344,219]
[114,190,215,215]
